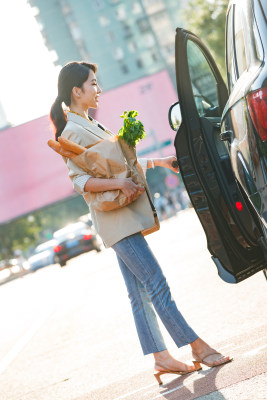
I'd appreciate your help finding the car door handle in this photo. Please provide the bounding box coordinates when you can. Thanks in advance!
[220,130,232,142]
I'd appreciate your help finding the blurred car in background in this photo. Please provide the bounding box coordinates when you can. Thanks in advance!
[53,222,102,267]
[28,240,57,271]
[169,0,267,283]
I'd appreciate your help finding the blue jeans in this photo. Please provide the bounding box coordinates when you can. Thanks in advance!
[112,233,198,355]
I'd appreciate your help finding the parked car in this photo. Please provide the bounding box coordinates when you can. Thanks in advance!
[53,222,102,267]
[169,0,267,283]
[28,240,57,271]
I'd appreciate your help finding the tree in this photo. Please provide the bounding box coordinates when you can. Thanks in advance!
[0,195,89,259]
[183,0,229,79]
[0,217,40,259]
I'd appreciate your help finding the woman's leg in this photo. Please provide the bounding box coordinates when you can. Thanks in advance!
[113,233,231,368]
[116,254,167,355]
[112,233,198,352]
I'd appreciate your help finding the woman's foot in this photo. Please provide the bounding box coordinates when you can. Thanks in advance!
[154,350,196,373]
[190,338,232,367]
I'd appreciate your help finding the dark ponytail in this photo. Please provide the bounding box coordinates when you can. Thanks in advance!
[50,61,97,140]
[50,96,67,140]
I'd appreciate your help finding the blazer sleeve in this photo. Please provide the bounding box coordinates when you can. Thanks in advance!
[73,174,92,195]
[61,128,93,195]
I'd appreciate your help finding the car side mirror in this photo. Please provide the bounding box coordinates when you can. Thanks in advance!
[168,102,182,131]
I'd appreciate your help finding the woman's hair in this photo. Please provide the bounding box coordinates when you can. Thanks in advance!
[50,61,97,140]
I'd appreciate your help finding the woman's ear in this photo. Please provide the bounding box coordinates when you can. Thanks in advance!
[72,86,81,99]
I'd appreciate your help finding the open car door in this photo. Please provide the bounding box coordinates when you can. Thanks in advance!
[170,28,267,283]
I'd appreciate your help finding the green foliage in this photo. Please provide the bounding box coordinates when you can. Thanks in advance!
[118,110,146,148]
[183,0,228,79]
[0,195,88,259]
[0,218,40,259]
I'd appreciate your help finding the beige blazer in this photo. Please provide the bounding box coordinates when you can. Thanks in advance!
[61,112,159,247]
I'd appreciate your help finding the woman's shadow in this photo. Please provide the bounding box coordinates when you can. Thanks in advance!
[158,364,228,400]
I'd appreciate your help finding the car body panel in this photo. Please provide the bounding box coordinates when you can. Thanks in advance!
[222,0,267,230]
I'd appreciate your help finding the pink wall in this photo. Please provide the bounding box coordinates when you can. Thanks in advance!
[0,70,177,224]
[0,115,74,224]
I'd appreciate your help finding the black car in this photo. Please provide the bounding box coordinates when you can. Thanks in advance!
[169,0,267,283]
[53,222,102,267]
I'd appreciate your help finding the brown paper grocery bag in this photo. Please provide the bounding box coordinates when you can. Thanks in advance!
[58,136,144,211]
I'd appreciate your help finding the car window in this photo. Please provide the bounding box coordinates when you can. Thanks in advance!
[234,4,247,78]
[186,40,221,118]
[226,6,236,91]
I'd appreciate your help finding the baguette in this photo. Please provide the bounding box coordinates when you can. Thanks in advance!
[58,136,86,155]
[47,139,78,159]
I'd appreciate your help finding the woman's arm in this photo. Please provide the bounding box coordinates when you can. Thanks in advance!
[84,177,145,203]
[147,156,179,173]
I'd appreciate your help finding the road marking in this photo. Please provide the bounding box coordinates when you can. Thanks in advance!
[219,336,267,355]
[243,344,267,356]
[218,343,234,350]
[111,383,157,400]
[151,383,185,399]
[0,305,55,375]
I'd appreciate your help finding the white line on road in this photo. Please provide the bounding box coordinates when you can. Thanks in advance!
[151,383,185,399]
[111,382,157,400]
[0,305,55,375]
[243,344,267,356]
[218,343,234,350]
[219,335,267,355]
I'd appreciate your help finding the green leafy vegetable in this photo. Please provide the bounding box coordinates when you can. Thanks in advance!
[118,110,146,147]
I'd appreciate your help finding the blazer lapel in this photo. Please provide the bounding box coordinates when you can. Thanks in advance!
[67,112,111,140]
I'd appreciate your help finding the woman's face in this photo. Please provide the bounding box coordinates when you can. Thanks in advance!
[79,70,102,109]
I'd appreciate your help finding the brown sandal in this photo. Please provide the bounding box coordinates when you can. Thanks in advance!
[154,361,202,385]
[193,351,233,368]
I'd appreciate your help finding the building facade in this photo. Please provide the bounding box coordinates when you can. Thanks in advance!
[28,0,187,89]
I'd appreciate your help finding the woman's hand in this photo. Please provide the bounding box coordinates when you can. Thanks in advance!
[152,156,179,173]
[118,178,145,204]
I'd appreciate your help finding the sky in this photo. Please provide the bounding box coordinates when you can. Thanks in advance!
[0,0,60,126]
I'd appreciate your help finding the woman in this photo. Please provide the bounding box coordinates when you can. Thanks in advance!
[50,61,232,384]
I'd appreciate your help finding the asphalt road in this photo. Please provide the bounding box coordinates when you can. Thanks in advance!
[0,209,266,400]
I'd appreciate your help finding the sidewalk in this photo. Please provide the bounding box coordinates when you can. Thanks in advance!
[0,266,31,286]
